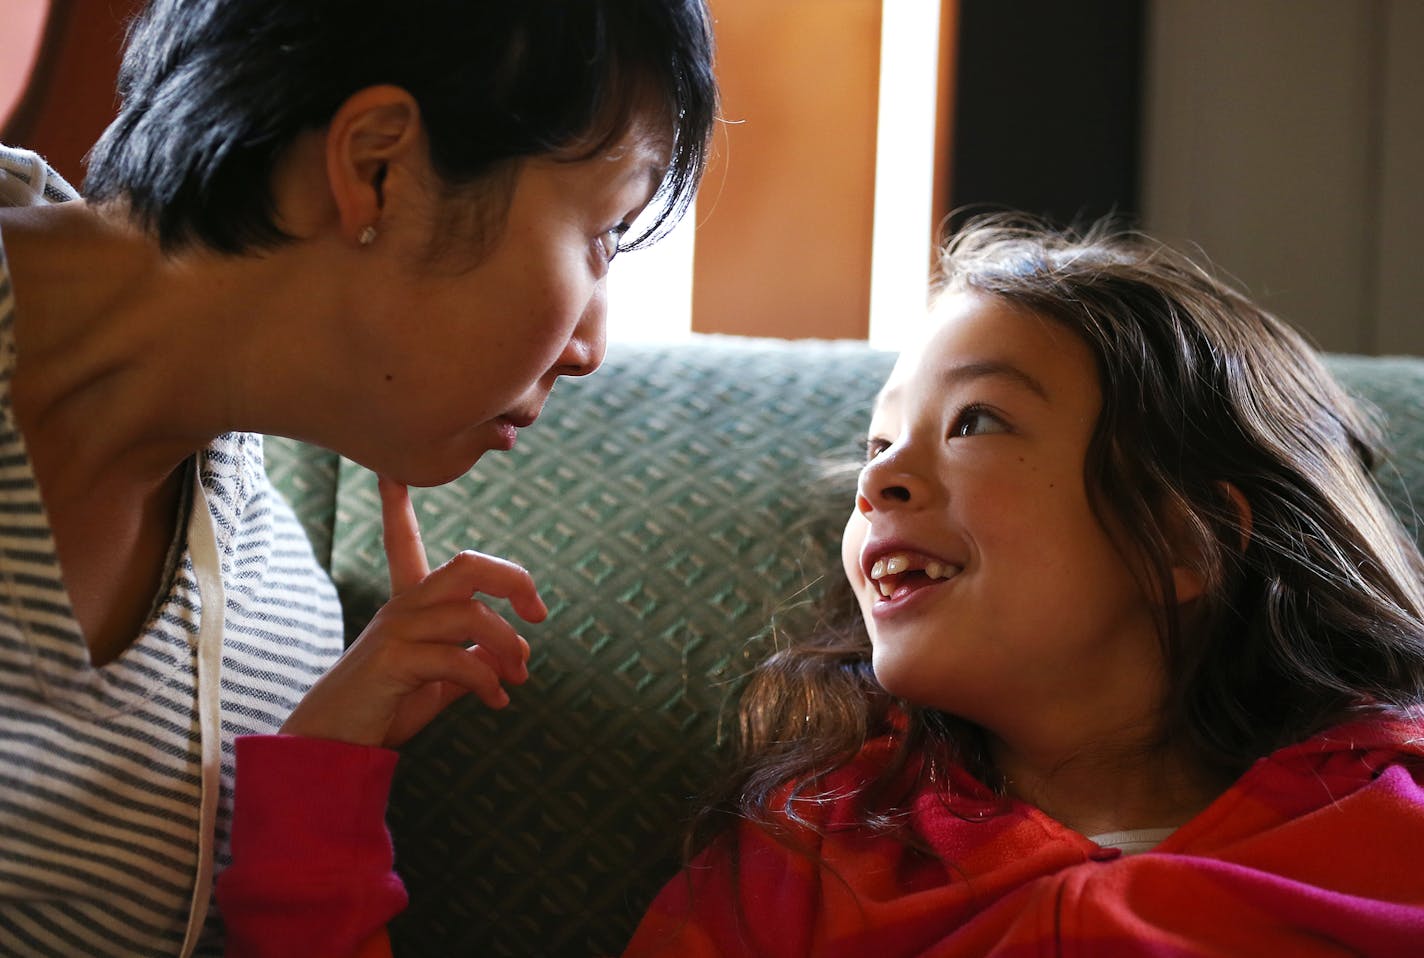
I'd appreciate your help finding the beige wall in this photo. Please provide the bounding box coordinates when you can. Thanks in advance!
[1374,0,1424,355]
[1142,0,1423,356]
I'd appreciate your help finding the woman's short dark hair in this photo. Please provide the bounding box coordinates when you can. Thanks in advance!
[84,0,718,255]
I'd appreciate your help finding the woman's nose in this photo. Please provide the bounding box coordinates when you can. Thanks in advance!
[556,291,608,379]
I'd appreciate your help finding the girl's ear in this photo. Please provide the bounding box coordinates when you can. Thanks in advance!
[1220,481,1253,554]
[323,85,424,244]
[1169,482,1252,605]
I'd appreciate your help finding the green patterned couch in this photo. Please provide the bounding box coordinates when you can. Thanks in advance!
[264,336,1424,957]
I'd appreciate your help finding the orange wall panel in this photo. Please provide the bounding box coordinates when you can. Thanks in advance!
[933,0,959,252]
[693,0,882,340]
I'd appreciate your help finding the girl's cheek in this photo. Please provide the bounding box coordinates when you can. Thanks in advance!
[841,513,866,584]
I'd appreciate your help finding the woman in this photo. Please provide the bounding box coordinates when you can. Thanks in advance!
[0,1,716,955]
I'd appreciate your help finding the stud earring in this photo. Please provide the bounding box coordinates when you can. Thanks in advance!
[357,226,378,246]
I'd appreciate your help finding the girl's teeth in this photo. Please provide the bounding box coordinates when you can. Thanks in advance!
[869,552,959,597]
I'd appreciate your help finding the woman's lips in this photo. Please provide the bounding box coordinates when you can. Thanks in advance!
[490,411,537,451]
[491,418,519,450]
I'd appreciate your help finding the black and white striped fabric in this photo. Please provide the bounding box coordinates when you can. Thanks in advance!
[0,146,345,955]
[0,145,74,207]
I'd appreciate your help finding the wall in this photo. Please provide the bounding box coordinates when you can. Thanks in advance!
[0,1,51,136]
[1142,0,1422,355]
[0,0,146,185]
[18,1,1410,355]
[949,0,1145,232]
[691,0,884,340]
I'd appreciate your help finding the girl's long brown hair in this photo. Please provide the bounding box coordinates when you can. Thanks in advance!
[691,215,1424,854]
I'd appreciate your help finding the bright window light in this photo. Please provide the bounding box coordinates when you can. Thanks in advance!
[605,202,697,342]
[607,0,941,346]
[868,0,942,350]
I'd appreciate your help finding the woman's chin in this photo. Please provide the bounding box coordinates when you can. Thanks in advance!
[401,457,484,488]
[359,446,488,489]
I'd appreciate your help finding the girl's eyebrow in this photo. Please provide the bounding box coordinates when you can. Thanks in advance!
[872,359,1049,414]
[939,360,1050,401]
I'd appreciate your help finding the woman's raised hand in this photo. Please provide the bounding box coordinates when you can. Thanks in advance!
[279,475,547,748]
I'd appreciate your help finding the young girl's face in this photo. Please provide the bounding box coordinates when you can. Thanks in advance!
[841,291,1168,740]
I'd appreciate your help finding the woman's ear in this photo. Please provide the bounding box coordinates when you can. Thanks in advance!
[1168,482,1252,605]
[323,85,424,244]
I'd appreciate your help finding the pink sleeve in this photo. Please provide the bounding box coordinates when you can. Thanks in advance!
[218,735,408,958]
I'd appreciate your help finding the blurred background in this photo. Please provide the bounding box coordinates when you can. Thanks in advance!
[3,0,1419,354]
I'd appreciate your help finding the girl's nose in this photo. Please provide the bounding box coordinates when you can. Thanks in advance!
[857,484,912,513]
[857,451,928,513]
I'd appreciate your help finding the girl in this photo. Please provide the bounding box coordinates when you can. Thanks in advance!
[0,1,715,955]
[622,218,1424,955]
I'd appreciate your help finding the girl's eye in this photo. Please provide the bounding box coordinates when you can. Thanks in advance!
[596,221,632,263]
[865,437,890,462]
[951,404,1007,438]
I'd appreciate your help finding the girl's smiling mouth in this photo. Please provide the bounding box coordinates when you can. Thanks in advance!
[866,550,963,602]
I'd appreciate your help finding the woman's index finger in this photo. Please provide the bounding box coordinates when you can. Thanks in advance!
[378,474,430,594]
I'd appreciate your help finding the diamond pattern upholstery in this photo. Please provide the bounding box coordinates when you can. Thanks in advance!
[1322,354,1424,544]
[263,337,1424,957]
[262,436,339,569]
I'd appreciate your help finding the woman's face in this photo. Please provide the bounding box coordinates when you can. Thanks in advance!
[322,115,671,486]
[840,291,1168,744]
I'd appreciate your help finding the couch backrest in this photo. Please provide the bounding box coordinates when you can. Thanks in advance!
[264,337,1424,957]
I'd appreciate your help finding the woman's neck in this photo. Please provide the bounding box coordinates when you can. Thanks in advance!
[2,201,228,486]
[1,202,243,663]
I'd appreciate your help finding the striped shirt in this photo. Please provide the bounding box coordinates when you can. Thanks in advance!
[0,146,345,956]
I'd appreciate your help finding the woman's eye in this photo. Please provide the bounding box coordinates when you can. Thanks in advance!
[596,221,632,263]
[865,437,890,461]
[951,405,1007,437]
